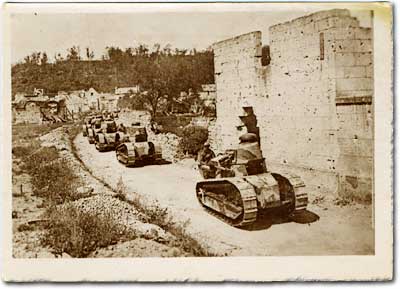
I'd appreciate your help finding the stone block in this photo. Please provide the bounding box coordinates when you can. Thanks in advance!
[354,27,372,40]
[365,65,373,77]
[336,89,373,98]
[335,52,356,66]
[333,28,355,40]
[354,52,373,66]
[336,77,373,92]
[317,18,331,31]
[343,66,366,78]
[354,39,372,52]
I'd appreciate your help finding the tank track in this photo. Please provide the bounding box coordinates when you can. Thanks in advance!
[283,174,308,212]
[197,179,258,228]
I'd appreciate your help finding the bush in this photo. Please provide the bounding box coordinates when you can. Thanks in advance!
[179,125,208,156]
[42,205,134,257]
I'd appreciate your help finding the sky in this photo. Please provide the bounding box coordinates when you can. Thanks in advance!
[9,5,372,64]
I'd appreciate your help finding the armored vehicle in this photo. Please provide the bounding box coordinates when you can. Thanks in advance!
[87,116,104,144]
[82,114,102,137]
[95,120,128,152]
[115,125,162,167]
[196,107,308,227]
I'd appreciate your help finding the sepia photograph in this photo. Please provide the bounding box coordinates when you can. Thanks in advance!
[1,1,393,282]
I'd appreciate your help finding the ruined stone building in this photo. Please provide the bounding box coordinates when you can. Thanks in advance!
[98,93,119,112]
[64,90,90,116]
[210,9,373,200]
[12,93,69,124]
[85,87,100,110]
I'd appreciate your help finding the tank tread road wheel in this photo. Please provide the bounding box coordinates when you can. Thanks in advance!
[196,179,258,228]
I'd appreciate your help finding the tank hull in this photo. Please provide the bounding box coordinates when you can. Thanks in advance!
[116,142,162,167]
[196,173,308,227]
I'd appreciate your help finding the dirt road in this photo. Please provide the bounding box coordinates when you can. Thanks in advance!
[74,133,374,256]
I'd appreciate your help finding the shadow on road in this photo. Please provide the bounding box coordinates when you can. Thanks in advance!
[241,209,320,231]
[154,159,172,165]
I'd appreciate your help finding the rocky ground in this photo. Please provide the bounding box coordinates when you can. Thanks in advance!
[12,125,190,258]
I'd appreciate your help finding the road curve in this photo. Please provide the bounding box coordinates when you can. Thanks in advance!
[74,133,374,256]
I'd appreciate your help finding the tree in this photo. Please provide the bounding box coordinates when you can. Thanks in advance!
[86,47,95,60]
[106,46,124,62]
[12,44,215,101]
[24,52,41,65]
[41,52,48,65]
[54,53,64,63]
[66,46,81,61]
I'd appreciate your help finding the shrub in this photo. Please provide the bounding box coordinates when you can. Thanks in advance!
[42,205,135,257]
[179,125,208,156]
[22,146,59,173]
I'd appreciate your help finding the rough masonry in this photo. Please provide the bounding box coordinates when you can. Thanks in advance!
[210,9,373,200]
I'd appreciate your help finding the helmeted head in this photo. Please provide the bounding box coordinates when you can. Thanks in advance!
[204,141,210,148]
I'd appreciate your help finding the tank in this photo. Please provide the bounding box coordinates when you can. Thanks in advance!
[196,108,308,227]
[82,114,102,138]
[95,120,128,152]
[115,126,162,167]
[87,117,103,144]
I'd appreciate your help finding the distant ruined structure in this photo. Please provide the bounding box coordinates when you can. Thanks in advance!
[210,9,373,200]
[12,89,70,124]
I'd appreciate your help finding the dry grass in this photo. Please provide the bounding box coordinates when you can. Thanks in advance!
[12,145,37,159]
[115,176,128,202]
[21,147,81,204]
[42,204,135,257]
[12,123,63,145]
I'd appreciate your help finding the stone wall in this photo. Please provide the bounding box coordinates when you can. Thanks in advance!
[212,32,266,151]
[211,9,374,199]
[331,20,373,201]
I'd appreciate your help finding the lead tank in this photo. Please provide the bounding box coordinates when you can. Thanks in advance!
[196,107,308,227]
